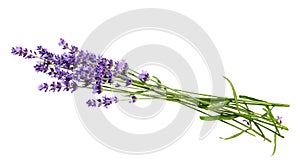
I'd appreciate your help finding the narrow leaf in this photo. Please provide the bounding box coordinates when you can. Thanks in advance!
[152,76,161,84]
[266,106,281,135]
[200,116,218,121]
[200,115,237,121]
[272,134,277,156]
[239,95,266,102]
[207,100,229,110]
[281,125,289,131]
[207,103,225,110]
[253,122,266,141]
[223,76,240,113]
[220,130,246,140]
[130,90,148,96]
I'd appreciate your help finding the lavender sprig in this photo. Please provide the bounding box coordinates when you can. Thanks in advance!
[11,38,289,155]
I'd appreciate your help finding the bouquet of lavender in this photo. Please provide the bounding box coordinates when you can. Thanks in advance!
[11,38,289,155]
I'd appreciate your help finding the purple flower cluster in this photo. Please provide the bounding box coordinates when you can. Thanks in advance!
[11,46,37,59]
[138,70,149,82]
[74,51,133,107]
[86,96,118,108]
[72,52,130,95]
[12,42,77,93]
[72,50,97,87]
[72,48,134,103]
[114,59,129,75]
[129,95,137,103]
[11,38,138,108]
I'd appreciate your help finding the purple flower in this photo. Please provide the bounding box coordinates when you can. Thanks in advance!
[12,39,76,94]
[104,71,113,83]
[113,96,118,103]
[74,50,97,67]
[11,46,23,56]
[46,67,73,89]
[92,81,102,94]
[129,95,137,103]
[47,82,64,92]
[94,57,114,84]
[36,45,75,70]
[86,99,96,107]
[37,46,42,50]
[34,61,49,73]
[138,70,149,82]
[56,82,62,92]
[108,59,113,69]
[102,96,113,108]
[113,59,128,75]
[58,38,65,46]
[11,46,36,59]
[243,119,250,126]
[115,83,121,87]
[58,38,68,49]
[49,82,57,92]
[63,81,70,91]
[38,83,49,92]
[73,51,97,84]
[37,46,54,61]
[53,52,75,70]
[71,81,78,93]
[70,45,78,53]
[13,38,125,108]
[87,96,117,108]
[125,77,132,86]
[97,99,102,107]
[277,116,283,124]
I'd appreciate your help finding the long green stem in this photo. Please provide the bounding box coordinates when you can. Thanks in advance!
[76,67,288,155]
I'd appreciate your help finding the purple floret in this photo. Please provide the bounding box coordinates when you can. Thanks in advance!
[138,70,149,82]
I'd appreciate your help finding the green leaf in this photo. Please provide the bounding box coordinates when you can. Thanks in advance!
[152,76,161,84]
[272,134,277,156]
[200,116,218,121]
[152,76,167,91]
[239,95,266,102]
[220,130,246,140]
[262,108,268,117]
[253,122,266,141]
[130,90,148,96]
[207,100,229,110]
[281,125,289,130]
[200,115,237,121]
[266,106,281,135]
[223,76,240,113]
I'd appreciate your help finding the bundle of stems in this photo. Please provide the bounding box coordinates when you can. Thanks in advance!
[11,38,289,155]
[94,69,289,155]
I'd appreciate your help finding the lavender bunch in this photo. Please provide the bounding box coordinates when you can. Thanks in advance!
[11,39,289,155]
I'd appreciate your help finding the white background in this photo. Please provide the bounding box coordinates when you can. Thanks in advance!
[0,0,299,159]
